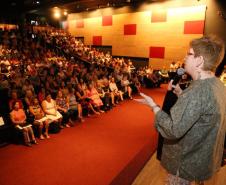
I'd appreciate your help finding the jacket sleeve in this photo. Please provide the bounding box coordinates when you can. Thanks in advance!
[155,89,202,139]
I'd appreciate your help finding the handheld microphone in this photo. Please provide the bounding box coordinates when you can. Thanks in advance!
[172,67,185,88]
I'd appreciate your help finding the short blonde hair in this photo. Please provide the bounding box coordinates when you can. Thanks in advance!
[190,35,225,72]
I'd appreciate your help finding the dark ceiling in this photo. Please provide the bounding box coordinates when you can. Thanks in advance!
[0,0,158,23]
[1,0,225,24]
[0,0,151,15]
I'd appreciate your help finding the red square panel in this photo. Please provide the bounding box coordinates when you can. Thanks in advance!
[124,24,136,35]
[76,20,84,28]
[149,47,165,58]
[102,15,112,26]
[184,20,204,34]
[151,11,167,22]
[93,36,102,45]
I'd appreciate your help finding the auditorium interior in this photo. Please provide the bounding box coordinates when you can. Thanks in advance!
[0,0,226,185]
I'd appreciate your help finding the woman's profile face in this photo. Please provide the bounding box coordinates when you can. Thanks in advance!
[184,48,197,76]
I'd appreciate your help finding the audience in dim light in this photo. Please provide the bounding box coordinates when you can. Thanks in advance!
[0,27,166,147]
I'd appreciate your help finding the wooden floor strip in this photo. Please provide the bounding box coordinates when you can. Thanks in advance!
[132,152,226,185]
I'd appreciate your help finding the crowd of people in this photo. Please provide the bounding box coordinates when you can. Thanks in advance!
[0,26,196,148]
[0,27,151,146]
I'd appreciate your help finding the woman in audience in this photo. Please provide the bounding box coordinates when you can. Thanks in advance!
[42,92,62,130]
[9,90,23,111]
[121,75,132,99]
[67,87,84,123]
[96,80,111,110]
[109,77,123,104]
[75,84,99,116]
[38,87,46,103]
[29,98,50,139]
[86,83,104,113]
[24,89,35,107]
[10,101,37,146]
[56,89,70,128]
[22,79,34,95]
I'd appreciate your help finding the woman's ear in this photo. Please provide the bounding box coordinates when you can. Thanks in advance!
[196,56,204,69]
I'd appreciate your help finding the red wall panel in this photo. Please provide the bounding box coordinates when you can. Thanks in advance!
[76,20,84,28]
[102,15,112,26]
[184,20,204,34]
[124,24,136,35]
[93,36,102,45]
[149,47,165,58]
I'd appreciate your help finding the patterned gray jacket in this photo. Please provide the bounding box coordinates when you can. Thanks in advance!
[155,77,226,181]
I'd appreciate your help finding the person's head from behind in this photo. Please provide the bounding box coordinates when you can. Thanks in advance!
[11,90,18,99]
[185,35,225,77]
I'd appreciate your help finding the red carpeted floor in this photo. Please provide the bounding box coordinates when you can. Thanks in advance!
[0,87,167,185]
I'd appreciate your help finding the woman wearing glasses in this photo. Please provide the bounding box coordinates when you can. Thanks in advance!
[136,35,226,185]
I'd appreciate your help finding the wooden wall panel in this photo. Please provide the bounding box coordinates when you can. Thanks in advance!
[66,3,206,69]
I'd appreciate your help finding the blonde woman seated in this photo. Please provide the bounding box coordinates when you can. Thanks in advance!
[42,92,62,130]
[29,98,50,139]
[10,101,37,147]
[109,77,124,104]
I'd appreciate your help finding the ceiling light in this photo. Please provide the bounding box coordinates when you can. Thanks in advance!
[63,11,68,16]
[54,12,61,18]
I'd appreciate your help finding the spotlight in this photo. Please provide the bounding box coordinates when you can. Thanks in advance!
[53,11,61,19]
[63,10,68,16]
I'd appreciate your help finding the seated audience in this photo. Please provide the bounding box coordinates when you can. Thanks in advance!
[29,98,50,139]
[10,101,37,146]
[121,75,132,99]
[42,92,62,130]
[86,83,104,113]
[68,87,84,123]
[9,90,23,111]
[56,89,71,128]
[109,77,123,104]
